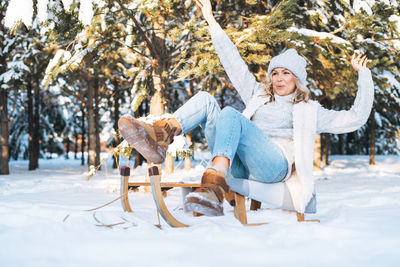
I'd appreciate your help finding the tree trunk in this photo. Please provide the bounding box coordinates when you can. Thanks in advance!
[149,16,167,116]
[369,109,375,165]
[322,133,330,166]
[188,75,194,98]
[112,81,120,169]
[65,138,70,159]
[27,80,35,170]
[0,2,9,174]
[338,134,344,155]
[87,77,96,167]
[165,154,174,174]
[74,132,78,159]
[81,103,86,166]
[184,132,192,170]
[32,78,40,169]
[150,90,165,116]
[345,134,350,155]
[313,134,322,171]
[94,79,101,169]
[0,90,10,175]
[184,78,194,171]
[149,16,170,177]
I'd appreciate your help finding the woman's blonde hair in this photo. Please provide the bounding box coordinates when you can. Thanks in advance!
[262,74,310,104]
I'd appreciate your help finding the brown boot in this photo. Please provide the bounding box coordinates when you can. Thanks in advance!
[185,168,230,216]
[118,114,178,164]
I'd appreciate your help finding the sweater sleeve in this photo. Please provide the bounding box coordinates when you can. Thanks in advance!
[209,23,262,105]
[316,69,374,134]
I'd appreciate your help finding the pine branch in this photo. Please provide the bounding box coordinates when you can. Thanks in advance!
[330,22,348,35]
[113,39,150,59]
[169,59,187,77]
[375,38,400,42]
[168,69,196,84]
[131,16,160,58]
[114,0,159,59]
[170,39,197,57]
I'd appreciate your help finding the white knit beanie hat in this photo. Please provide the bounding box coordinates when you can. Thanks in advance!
[267,49,308,86]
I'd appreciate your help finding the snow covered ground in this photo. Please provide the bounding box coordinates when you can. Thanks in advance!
[1,154,400,267]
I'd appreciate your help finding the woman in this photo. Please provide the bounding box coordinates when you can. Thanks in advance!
[118,0,374,216]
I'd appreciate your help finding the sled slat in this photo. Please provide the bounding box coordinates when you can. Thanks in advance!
[234,193,247,224]
[120,167,133,213]
[128,182,201,188]
[250,199,261,211]
[149,166,189,227]
[296,212,320,223]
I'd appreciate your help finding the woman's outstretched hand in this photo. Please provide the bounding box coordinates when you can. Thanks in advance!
[194,0,217,26]
[351,52,369,71]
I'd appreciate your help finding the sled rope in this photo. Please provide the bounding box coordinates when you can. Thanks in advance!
[63,214,70,222]
[93,212,126,228]
[85,191,129,212]
[155,209,162,229]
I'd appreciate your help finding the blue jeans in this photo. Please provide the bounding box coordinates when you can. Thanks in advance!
[174,92,288,183]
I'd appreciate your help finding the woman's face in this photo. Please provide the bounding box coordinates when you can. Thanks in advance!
[271,68,296,96]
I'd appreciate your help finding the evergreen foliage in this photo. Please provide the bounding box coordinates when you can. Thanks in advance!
[1,0,399,171]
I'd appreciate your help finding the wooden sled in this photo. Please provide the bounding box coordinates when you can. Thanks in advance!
[120,166,201,215]
[120,165,319,227]
[229,192,320,224]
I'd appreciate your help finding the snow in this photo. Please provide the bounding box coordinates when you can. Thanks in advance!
[0,60,30,86]
[79,0,94,26]
[8,60,30,72]
[0,155,399,266]
[0,70,15,85]
[167,136,191,158]
[287,27,351,45]
[353,0,398,15]
[43,46,89,87]
[85,165,97,179]
[43,49,67,87]
[66,49,90,69]
[379,71,400,105]
[389,14,400,29]
[127,0,141,9]
[382,71,400,89]
[62,0,74,11]
[37,0,50,23]
[353,0,375,15]
[4,0,33,28]
[5,0,98,28]
[44,50,65,75]
[137,0,159,10]
[389,15,400,49]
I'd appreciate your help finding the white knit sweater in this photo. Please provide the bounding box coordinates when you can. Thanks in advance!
[252,93,294,138]
[252,93,295,180]
[209,23,374,213]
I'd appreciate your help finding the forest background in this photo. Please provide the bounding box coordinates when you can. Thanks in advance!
[0,0,399,175]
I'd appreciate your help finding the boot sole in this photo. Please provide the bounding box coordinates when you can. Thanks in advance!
[118,115,166,164]
[185,195,224,216]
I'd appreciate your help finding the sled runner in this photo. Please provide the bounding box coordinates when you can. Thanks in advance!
[120,165,319,227]
[120,165,201,215]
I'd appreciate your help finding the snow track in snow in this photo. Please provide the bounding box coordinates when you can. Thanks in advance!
[0,155,399,266]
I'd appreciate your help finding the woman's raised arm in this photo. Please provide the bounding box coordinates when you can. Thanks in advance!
[194,0,217,26]
[351,52,369,71]
[317,53,374,134]
[194,0,261,105]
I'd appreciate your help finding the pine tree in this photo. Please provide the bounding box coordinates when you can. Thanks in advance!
[279,0,400,158]
[4,0,399,174]
[0,0,19,174]
[0,0,41,172]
